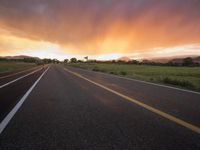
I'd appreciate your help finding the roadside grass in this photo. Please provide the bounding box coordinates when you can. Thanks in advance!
[0,62,36,73]
[67,63,200,92]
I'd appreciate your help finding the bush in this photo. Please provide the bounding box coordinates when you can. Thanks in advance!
[92,67,107,73]
[182,57,194,66]
[92,67,100,71]
[109,71,118,75]
[150,78,154,81]
[162,77,194,89]
[120,71,127,76]
[70,58,77,63]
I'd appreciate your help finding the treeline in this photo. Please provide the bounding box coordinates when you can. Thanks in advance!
[0,57,60,64]
[1,56,199,67]
[64,57,200,67]
[142,57,200,67]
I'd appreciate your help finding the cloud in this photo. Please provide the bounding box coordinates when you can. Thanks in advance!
[0,0,200,55]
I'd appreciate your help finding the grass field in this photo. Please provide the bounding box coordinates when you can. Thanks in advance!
[0,62,36,73]
[68,63,200,92]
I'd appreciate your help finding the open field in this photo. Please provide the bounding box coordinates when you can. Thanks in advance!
[68,63,200,92]
[0,62,36,74]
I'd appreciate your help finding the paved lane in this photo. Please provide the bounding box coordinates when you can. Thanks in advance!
[0,65,199,149]
[66,66,200,127]
[0,66,47,121]
[0,66,43,86]
[0,66,37,78]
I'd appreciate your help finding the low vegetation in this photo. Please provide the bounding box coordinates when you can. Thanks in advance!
[0,62,36,73]
[68,63,200,92]
[0,57,60,64]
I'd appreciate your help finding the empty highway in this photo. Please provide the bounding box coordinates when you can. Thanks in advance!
[0,64,200,150]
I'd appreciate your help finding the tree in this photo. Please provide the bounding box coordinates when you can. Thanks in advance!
[77,60,83,63]
[183,57,193,66]
[128,60,139,64]
[111,60,116,63]
[64,59,69,63]
[70,58,77,63]
[23,58,37,63]
[84,56,88,62]
[43,58,52,64]
[52,59,60,64]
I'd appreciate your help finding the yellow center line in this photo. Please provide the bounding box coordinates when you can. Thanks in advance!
[64,68,200,135]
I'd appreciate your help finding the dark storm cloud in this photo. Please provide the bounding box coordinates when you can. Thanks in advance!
[0,0,200,53]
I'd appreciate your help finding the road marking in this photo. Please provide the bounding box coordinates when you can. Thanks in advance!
[64,68,200,135]
[70,67,200,95]
[0,67,44,89]
[0,66,50,134]
[0,66,40,79]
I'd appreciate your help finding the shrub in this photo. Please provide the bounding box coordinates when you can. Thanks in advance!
[92,67,100,71]
[150,78,154,81]
[120,71,127,76]
[109,71,118,75]
[163,77,194,89]
[182,57,194,66]
[70,58,77,63]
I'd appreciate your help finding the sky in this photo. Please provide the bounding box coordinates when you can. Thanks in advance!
[0,0,200,60]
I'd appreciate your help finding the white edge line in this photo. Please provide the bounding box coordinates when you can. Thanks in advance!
[0,66,50,134]
[67,66,200,95]
[0,67,44,89]
[0,66,40,79]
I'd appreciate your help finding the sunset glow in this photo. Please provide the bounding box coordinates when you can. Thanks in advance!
[0,0,200,60]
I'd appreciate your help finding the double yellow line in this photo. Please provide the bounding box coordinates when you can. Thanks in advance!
[64,68,200,135]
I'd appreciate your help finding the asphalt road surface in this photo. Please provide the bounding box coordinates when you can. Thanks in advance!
[0,64,200,150]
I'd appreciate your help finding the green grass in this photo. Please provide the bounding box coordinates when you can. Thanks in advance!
[68,63,200,92]
[0,62,36,73]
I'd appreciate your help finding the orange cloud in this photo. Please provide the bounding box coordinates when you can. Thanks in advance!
[0,0,200,58]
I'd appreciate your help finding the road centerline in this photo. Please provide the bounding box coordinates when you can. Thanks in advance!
[0,66,50,134]
[64,68,200,135]
[69,66,200,95]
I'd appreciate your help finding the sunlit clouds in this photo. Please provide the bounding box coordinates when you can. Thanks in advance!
[0,0,200,60]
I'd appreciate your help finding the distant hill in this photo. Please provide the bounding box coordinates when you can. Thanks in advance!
[118,56,131,62]
[0,55,40,60]
[117,55,199,63]
[170,56,200,64]
[129,56,199,64]
[116,55,200,65]
[149,55,199,63]
[193,56,200,63]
